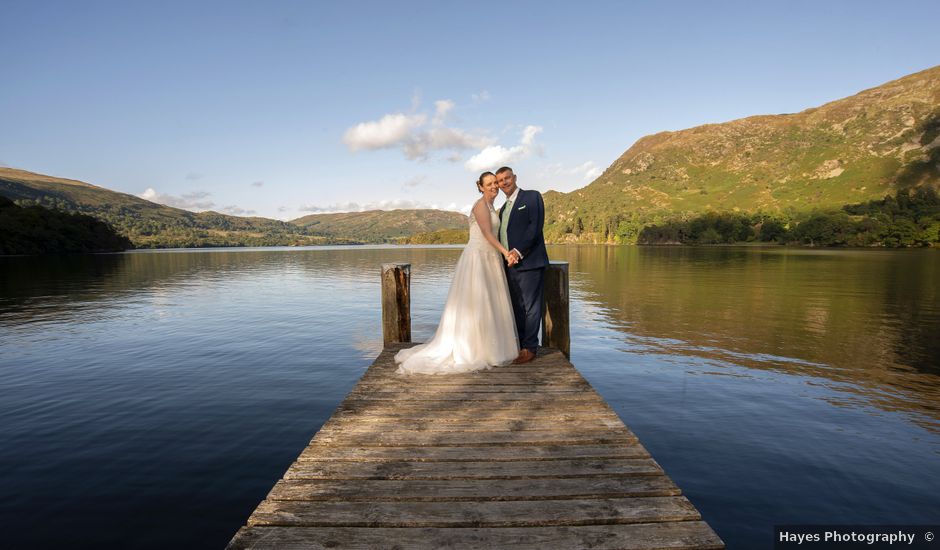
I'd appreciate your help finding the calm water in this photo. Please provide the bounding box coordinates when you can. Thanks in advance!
[1,245,938,549]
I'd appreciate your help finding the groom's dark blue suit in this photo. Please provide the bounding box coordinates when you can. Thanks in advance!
[499,189,549,353]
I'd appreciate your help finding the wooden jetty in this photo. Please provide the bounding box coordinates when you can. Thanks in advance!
[227,263,723,549]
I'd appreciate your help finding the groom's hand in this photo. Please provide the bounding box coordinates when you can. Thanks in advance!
[507,250,520,266]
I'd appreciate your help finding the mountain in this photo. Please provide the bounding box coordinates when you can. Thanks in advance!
[0,168,465,247]
[291,210,467,242]
[0,168,326,248]
[544,65,940,243]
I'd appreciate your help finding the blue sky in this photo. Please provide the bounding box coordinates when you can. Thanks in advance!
[2,0,938,219]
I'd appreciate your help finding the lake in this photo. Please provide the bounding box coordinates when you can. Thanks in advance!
[1,245,938,549]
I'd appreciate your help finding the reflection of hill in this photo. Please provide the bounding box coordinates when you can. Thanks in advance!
[547,245,940,429]
[0,246,467,327]
[0,254,130,324]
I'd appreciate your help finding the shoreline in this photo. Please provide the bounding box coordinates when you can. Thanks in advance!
[3,241,938,257]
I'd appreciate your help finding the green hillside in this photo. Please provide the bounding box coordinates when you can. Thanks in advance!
[397,228,470,244]
[291,209,467,242]
[0,168,466,247]
[544,65,940,243]
[0,168,326,248]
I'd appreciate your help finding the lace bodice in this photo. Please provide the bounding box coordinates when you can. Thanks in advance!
[467,201,500,249]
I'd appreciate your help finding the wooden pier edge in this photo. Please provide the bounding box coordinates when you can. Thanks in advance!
[227,344,724,549]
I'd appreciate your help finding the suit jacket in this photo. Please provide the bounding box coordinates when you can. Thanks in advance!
[499,188,549,271]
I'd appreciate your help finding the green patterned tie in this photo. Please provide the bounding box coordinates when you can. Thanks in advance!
[499,200,512,250]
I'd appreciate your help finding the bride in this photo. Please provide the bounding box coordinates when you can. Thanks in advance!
[395,172,519,374]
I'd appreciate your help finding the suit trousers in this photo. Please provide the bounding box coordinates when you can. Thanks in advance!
[504,265,545,352]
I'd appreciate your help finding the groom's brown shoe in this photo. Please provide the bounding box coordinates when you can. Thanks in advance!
[513,349,536,364]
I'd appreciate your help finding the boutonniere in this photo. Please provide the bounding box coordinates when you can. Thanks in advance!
[517,204,527,210]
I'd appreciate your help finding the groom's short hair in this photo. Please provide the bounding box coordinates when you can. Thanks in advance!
[495,166,513,176]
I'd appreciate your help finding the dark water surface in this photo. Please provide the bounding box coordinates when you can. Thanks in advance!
[1,245,938,548]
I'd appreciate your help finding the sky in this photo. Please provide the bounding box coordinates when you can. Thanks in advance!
[1,0,938,219]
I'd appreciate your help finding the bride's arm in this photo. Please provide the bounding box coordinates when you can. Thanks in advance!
[472,200,511,258]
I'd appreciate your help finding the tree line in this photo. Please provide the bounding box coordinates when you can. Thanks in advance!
[636,187,940,247]
[0,196,132,254]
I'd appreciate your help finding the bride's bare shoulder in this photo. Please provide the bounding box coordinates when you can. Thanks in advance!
[470,198,489,215]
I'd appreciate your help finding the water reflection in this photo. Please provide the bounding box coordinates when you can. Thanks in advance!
[544,246,940,430]
[1,245,938,549]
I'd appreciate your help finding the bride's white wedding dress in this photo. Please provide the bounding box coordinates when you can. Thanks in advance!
[395,201,519,374]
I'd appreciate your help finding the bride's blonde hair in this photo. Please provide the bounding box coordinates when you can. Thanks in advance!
[476,171,495,193]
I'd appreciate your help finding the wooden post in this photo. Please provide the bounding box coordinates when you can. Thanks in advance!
[543,261,570,358]
[381,263,411,345]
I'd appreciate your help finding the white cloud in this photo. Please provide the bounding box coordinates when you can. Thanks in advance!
[577,161,603,181]
[541,160,603,181]
[250,180,264,187]
[343,99,493,161]
[402,127,493,160]
[298,199,465,214]
[343,112,427,152]
[464,125,543,172]
[140,188,215,211]
[433,99,454,123]
[220,205,257,216]
[521,125,541,146]
[471,90,491,102]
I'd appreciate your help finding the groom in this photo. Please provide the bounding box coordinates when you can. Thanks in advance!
[497,166,549,365]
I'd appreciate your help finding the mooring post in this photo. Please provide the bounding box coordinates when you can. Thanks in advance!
[543,261,570,358]
[381,263,411,345]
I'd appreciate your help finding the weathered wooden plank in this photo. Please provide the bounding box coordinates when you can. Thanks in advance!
[373,364,576,376]
[267,476,680,501]
[228,522,725,550]
[248,496,700,527]
[310,428,636,447]
[361,366,585,379]
[326,409,625,424]
[319,417,629,433]
[337,399,616,414]
[343,391,610,402]
[366,349,572,375]
[317,416,633,434]
[298,443,651,462]
[360,371,586,386]
[311,427,629,440]
[285,458,663,480]
[353,381,592,392]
